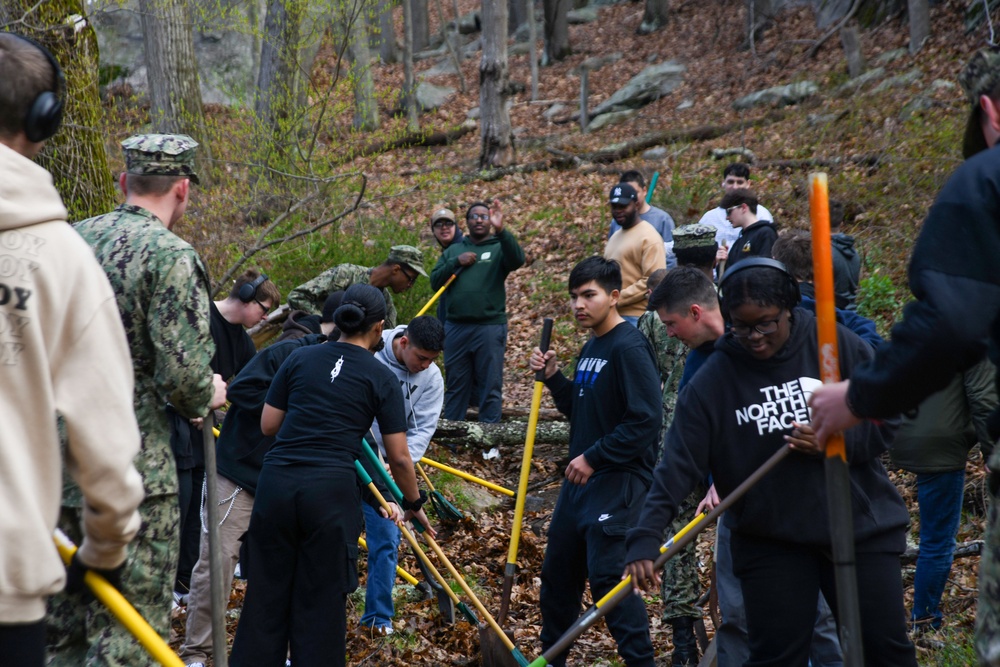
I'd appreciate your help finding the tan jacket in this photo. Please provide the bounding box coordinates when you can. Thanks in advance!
[0,143,143,623]
[605,220,667,317]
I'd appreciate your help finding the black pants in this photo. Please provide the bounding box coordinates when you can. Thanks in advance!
[731,532,917,667]
[230,463,361,667]
[0,620,45,666]
[539,471,654,667]
[175,465,203,593]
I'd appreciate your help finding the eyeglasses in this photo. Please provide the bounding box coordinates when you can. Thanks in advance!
[725,205,741,216]
[253,299,272,314]
[401,267,418,287]
[432,219,456,229]
[467,213,490,221]
[730,319,780,338]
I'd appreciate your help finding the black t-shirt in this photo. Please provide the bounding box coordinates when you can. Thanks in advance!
[264,341,407,471]
[210,301,257,381]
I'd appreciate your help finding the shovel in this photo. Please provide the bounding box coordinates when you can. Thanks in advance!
[416,266,464,317]
[53,529,184,667]
[357,536,420,586]
[497,318,552,626]
[526,444,791,666]
[360,440,529,667]
[416,462,466,521]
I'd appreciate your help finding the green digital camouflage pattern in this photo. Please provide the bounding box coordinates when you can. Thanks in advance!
[121,134,200,184]
[47,497,180,667]
[287,263,397,328]
[637,309,687,454]
[70,204,216,500]
[387,244,428,276]
[636,310,701,621]
[977,450,1000,664]
[660,484,706,621]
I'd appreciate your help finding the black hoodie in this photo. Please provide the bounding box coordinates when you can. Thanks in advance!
[831,233,860,311]
[626,308,908,563]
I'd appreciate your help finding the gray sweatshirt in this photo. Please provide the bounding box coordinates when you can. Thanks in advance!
[369,325,445,462]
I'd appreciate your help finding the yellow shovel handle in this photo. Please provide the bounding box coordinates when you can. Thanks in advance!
[53,529,184,667]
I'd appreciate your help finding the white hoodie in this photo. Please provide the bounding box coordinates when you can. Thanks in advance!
[0,143,143,623]
[369,325,444,462]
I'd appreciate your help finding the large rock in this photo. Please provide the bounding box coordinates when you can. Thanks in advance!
[587,109,636,131]
[92,0,267,106]
[421,57,460,79]
[589,60,686,117]
[732,81,817,110]
[873,68,923,93]
[567,6,599,23]
[833,66,886,96]
[416,82,456,112]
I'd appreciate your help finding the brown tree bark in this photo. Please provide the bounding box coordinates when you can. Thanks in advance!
[0,1,116,219]
[139,0,214,182]
[479,0,514,168]
[255,0,305,140]
[542,0,570,64]
[409,0,430,51]
[403,0,420,131]
[637,0,668,35]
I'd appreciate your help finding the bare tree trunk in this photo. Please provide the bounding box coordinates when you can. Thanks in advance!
[509,0,527,36]
[434,0,467,93]
[480,0,514,168]
[0,1,116,219]
[637,0,668,35]
[542,0,570,64]
[139,0,213,182]
[433,418,569,447]
[840,26,865,79]
[295,2,330,113]
[409,0,430,51]
[350,3,380,130]
[907,0,929,54]
[528,0,539,100]
[256,0,304,140]
[375,0,401,63]
[403,0,420,131]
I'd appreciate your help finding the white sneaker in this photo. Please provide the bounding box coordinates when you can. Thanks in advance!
[186,663,206,667]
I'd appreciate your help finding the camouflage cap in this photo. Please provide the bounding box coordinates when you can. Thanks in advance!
[672,223,718,251]
[958,50,1000,159]
[121,134,201,185]
[388,244,427,277]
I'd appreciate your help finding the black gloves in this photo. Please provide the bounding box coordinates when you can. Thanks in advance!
[65,552,126,601]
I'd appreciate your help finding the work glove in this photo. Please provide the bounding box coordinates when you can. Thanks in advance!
[65,552,125,602]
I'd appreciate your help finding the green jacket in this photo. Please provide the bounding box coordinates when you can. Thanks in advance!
[430,229,524,324]
[73,204,216,499]
[287,263,396,329]
[890,357,997,473]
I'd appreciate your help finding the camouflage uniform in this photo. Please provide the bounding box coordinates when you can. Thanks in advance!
[286,245,426,328]
[637,310,703,622]
[47,135,216,667]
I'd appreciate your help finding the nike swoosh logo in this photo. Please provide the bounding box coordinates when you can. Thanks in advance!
[598,514,612,522]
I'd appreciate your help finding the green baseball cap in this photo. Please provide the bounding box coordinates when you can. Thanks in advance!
[673,223,718,251]
[388,244,427,277]
[958,49,1000,159]
[121,133,200,185]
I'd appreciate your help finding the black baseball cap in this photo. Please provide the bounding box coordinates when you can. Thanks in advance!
[609,183,638,204]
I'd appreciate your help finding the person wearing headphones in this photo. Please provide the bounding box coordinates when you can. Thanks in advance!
[0,32,144,666]
[625,259,917,666]
[172,269,279,606]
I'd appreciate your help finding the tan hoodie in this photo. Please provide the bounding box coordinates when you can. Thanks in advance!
[0,142,143,623]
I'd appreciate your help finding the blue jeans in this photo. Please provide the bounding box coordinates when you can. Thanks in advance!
[442,322,507,423]
[913,469,965,626]
[361,503,401,629]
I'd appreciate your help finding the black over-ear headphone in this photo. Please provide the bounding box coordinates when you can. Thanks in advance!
[719,257,801,304]
[3,33,66,143]
[238,273,269,303]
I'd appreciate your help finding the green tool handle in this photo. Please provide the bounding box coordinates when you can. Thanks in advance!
[534,318,554,382]
[360,438,424,533]
[646,171,659,204]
